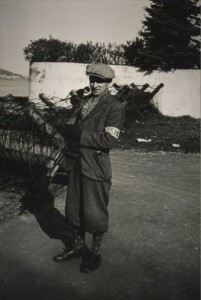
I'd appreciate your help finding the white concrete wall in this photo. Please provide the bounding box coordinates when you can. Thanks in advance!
[29,62,200,118]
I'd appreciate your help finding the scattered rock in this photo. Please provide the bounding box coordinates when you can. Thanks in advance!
[137,138,152,143]
[172,143,180,148]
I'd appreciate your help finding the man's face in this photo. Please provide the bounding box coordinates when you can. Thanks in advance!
[89,76,109,96]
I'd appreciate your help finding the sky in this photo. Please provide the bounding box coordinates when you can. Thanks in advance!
[0,0,149,76]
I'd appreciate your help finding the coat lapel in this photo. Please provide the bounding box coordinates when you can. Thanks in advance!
[81,92,110,122]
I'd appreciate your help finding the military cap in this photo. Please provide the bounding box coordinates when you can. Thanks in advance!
[86,63,115,80]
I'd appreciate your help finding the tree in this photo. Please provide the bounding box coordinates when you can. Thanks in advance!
[75,41,95,63]
[124,0,200,72]
[23,36,77,63]
[23,37,126,65]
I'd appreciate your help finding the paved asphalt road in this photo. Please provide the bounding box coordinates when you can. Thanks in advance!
[0,150,200,300]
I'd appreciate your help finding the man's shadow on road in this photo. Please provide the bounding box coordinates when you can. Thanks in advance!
[19,189,74,249]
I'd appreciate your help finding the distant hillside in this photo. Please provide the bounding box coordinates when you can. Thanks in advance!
[0,69,27,80]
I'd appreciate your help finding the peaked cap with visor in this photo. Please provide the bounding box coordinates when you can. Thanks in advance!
[86,63,115,82]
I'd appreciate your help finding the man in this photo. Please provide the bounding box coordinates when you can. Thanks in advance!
[53,63,125,273]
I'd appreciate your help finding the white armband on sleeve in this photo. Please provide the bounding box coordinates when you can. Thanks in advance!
[105,126,120,139]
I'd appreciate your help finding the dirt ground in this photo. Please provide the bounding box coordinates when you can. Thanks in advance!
[0,150,200,300]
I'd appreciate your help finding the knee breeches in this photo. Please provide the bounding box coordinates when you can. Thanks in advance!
[65,162,111,233]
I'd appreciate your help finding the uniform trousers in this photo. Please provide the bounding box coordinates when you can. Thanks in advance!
[65,159,111,233]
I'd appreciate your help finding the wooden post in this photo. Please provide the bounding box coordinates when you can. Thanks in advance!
[150,83,164,97]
